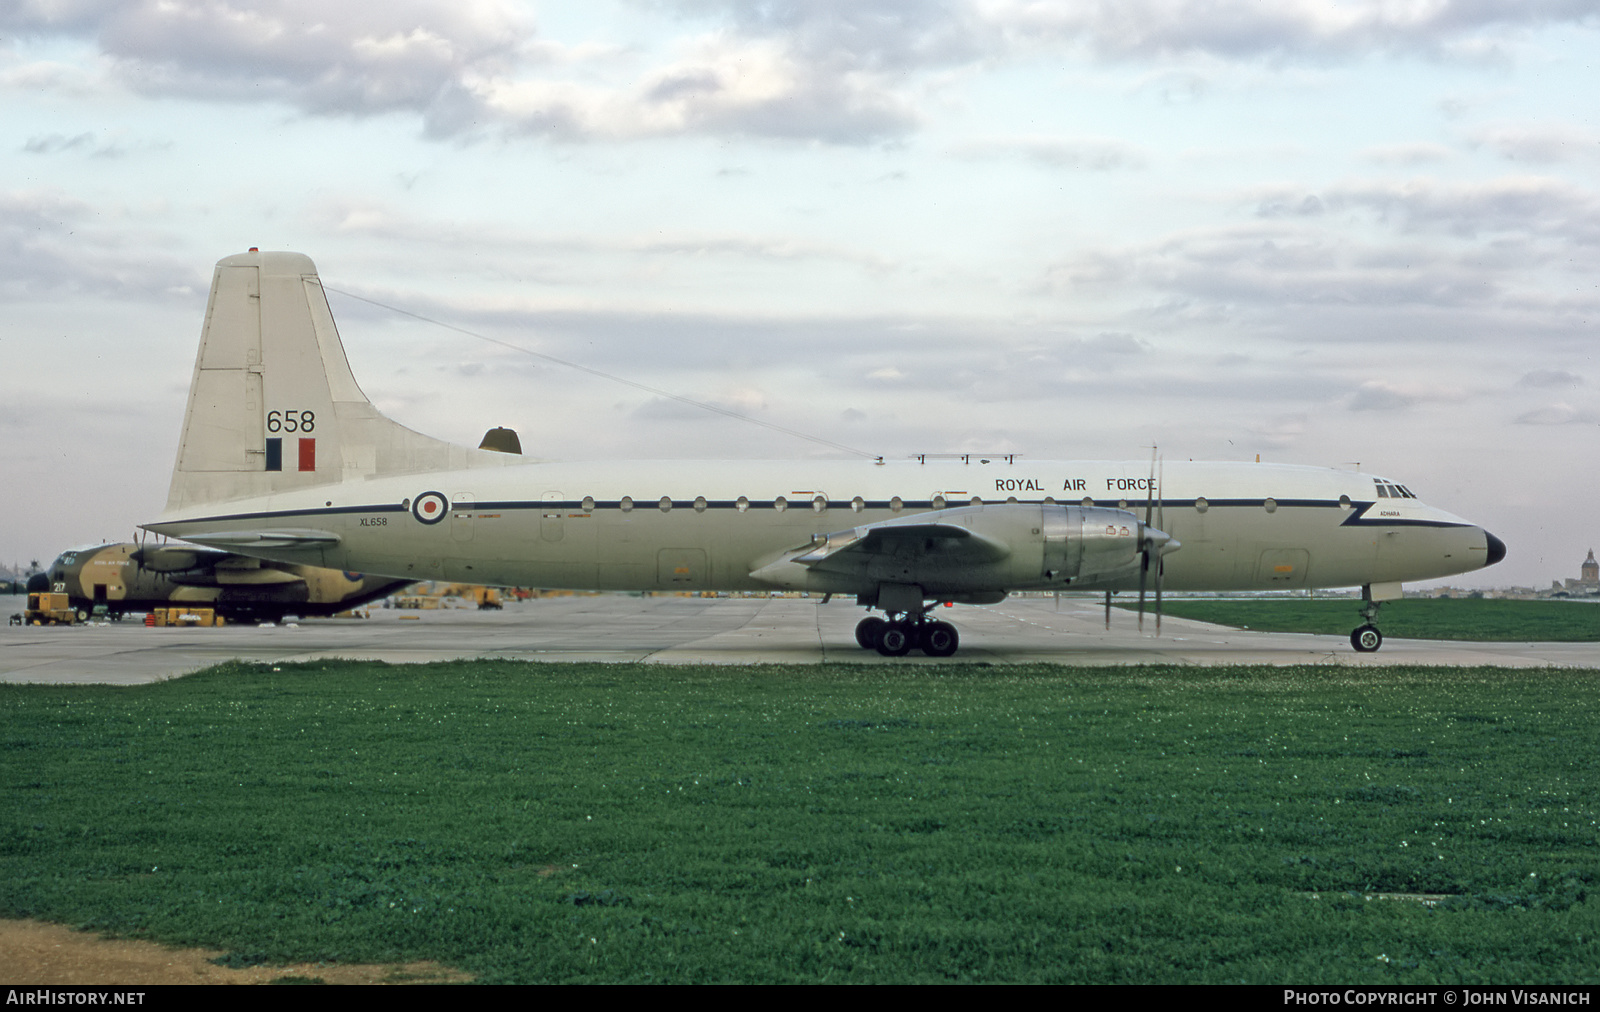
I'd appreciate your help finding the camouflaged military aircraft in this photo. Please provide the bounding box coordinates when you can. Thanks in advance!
[35,542,410,623]
[141,251,1506,656]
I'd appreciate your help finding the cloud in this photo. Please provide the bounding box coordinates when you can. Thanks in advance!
[1516,402,1600,424]
[315,199,898,279]
[1519,369,1583,387]
[1258,177,1600,243]
[1346,380,1465,412]
[443,32,919,142]
[1347,381,1419,411]
[948,135,1149,170]
[0,189,197,298]
[665,0,995,72]
[1247,412,1307,449]
[1047,223,1500,310]
[5,1,917,143]
[983,0,1600,59]
[1043,176,1600,331]
[1360,142,1456,165]
[21,130,164,158]
[1469,122,1600,163]
[15,0,1599,148]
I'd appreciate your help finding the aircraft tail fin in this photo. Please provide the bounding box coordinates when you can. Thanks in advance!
[163,251,498,512]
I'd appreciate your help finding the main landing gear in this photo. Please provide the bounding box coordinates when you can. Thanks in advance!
[855,612,960,658]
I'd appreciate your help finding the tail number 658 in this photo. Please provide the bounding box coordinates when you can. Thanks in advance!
[267,409,316,433]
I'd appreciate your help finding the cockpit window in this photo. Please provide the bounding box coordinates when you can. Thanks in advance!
[1373,479,1415,499]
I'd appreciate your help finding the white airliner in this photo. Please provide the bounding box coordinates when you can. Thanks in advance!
[141,251,1505,657]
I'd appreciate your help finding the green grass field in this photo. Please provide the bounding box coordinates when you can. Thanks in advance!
[4,661,1599,983]
[1123,597,1600,641]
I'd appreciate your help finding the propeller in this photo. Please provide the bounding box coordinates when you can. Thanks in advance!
[1137,448,1176,634]
[1155,456,1166,633]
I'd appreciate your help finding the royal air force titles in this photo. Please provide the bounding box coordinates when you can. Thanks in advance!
[993,477,1157,493]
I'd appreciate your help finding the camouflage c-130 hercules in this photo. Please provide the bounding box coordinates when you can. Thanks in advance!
[34,542,411,623]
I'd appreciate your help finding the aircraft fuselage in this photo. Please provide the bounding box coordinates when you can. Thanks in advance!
[144,457,1494,595]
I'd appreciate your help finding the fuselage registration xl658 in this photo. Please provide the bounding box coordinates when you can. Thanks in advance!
[142,252,1505,658]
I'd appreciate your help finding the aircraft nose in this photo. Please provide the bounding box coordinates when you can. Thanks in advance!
[1484,531,1507,567]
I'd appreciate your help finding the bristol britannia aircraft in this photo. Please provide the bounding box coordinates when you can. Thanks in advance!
[141,251,1506,657]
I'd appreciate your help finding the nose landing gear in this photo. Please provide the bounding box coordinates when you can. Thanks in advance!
[854,611,960,658]
[1350,585,1387,653]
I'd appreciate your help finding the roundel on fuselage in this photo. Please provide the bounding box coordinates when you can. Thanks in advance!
[412,491,449,525]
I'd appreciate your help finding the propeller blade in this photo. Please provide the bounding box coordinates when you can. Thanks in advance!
[1155,454,1164,636]
[1155,554,1164,636]
[1137,547,1148,632]
[1104,589,1111,630]
[1139,445,1156,634]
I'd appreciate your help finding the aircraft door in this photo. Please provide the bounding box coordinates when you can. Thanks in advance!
[1257,548,1310,587]
[452,492,475,543]
[658,548,706,587]
[541,491,564,542]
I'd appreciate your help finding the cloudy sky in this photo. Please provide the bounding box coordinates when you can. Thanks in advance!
[3,0,1597,589]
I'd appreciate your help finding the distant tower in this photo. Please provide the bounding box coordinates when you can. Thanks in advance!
[1584,549,1599,588]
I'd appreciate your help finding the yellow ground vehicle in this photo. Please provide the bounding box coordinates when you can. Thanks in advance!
[24,592,79,626]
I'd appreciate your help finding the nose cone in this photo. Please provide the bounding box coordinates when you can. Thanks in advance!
[1484,531,1507,567]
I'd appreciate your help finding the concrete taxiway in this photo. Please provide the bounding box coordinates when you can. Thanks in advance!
[4,595,1596,685]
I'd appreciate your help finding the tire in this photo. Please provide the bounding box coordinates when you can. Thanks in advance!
[1351,624,1382,653]
[875,621,914,657]
[855,616,886,650]
[920,621,959,657]
[75,609,89,623]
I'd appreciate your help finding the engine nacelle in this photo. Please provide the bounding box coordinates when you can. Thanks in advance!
[1040,505,1152,583]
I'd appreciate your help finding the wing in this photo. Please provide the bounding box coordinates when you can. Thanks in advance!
[750,510,1012,586]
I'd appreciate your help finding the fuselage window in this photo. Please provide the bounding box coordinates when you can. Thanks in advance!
[1081,497,1093,508]
[971,496,984,507]
[851,496,864,513]
[1195,497,1208,513]
[736,496,750,513]
[889,496,903,513]
[620,496,634,513]
[1376,485,1390,498]
[812,495,827,513]
[694,496,708,513]
[1339,494,1352,509]
[1264,498,1278,513]
[659,496,673,512]
[1006,496,1018,505]
[774,496,788,512]
[1043,496,1055,506]
[581,496,595,512]
[932,495,947,510]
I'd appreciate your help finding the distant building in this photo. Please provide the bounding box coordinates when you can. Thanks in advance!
[1560,549,1600,595]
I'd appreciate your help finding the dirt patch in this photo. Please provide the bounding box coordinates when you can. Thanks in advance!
[0,919,473,985]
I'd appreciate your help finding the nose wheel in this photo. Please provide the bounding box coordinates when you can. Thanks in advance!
[1351,624,1383,652]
